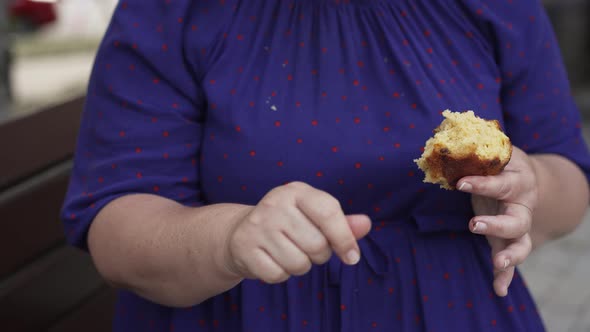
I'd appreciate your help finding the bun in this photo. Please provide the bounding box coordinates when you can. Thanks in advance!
[414,110,512,190]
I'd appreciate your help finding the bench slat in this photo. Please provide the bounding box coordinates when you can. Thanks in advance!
[48,286,117,332]
[0,246,105,331]
[0,97,84,189]
[0,161,72,278]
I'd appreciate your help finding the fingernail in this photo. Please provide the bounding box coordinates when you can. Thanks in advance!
[346,250,360,265]
[458,182,473,192]
[472,221,487,233]
[503,259,510,270]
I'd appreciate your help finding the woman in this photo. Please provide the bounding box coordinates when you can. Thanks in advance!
[61,0,590,331]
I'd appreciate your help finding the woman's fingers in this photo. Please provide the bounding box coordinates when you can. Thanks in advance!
[493,235,533,270]
[280,206,333,265]
[483,229,532,298]
[460,147,539,297]
[347,214,372,239]
[493,266,514,297]
[228,181,372,284]
[293,184,366,265]
[459,170,536,208]
[264,231,313,276]
[469,203,532,239]
[458,171,516,201]
[487,234,532,297]
[241,248,290,284]
[489,237,514,297]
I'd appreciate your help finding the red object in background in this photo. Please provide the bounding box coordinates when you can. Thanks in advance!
[9,0,57,27]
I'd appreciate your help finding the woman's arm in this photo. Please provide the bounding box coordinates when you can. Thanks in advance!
[88,183,372,308]
[88,195,249,308]
[529,154,589,248]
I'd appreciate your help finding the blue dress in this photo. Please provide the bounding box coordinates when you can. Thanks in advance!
[61,1,590,331]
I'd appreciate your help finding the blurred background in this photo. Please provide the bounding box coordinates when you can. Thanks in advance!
[0,1,589,331]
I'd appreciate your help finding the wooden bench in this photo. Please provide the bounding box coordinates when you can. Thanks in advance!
[0,97,117,331]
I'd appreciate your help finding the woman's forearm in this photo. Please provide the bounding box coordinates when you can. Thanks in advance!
[85,154,587,306]
[529,154,589,248]
[88,194,252,307]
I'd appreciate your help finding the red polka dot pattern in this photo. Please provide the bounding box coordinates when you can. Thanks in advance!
[60,0,589,331]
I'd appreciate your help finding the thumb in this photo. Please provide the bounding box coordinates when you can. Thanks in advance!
[346,214,372,240]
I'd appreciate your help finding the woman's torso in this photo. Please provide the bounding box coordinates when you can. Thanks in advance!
[190,0,501,222]
[111,1,547,331]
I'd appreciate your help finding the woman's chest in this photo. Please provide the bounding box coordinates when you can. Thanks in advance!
[191,6,503,207]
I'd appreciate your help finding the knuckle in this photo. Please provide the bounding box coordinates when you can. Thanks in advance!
[518,217,531,234]
[493,220,505,234]
[312,251,332,265]
[264,270,289,284]
[290,257,312,276]
[522,235,533,252]
[313,194,342,220]
[264,182,313,206]
[246,208,270,226]
[323,193,342,209]
[285,181,309,191]
[261,188,289,207]
[315,207,340,222]
[497,181,513,200]
[252,203,289,225]
[307,238,330,260]
[307,236,330,256]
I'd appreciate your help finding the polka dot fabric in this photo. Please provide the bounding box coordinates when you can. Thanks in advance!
[61,0,590,331]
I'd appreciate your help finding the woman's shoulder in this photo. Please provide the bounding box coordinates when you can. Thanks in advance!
[457,0,546,25]
[453,0,550,53]
[182,1,241,76]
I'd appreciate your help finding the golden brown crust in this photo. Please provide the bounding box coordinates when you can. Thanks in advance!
[415,110,513,190]
[491,120,502,130]
[424,143,512,190]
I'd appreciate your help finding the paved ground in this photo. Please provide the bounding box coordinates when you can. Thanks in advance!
[6,51,590,332]
[520,211,590,332]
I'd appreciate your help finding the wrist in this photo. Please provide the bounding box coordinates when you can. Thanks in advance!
[210,204,253,282]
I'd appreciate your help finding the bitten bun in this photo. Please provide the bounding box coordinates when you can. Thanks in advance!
[414,110,512,190]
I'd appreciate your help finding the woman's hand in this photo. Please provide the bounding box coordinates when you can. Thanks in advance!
[457,147,539,297]
[223,181,372,284]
